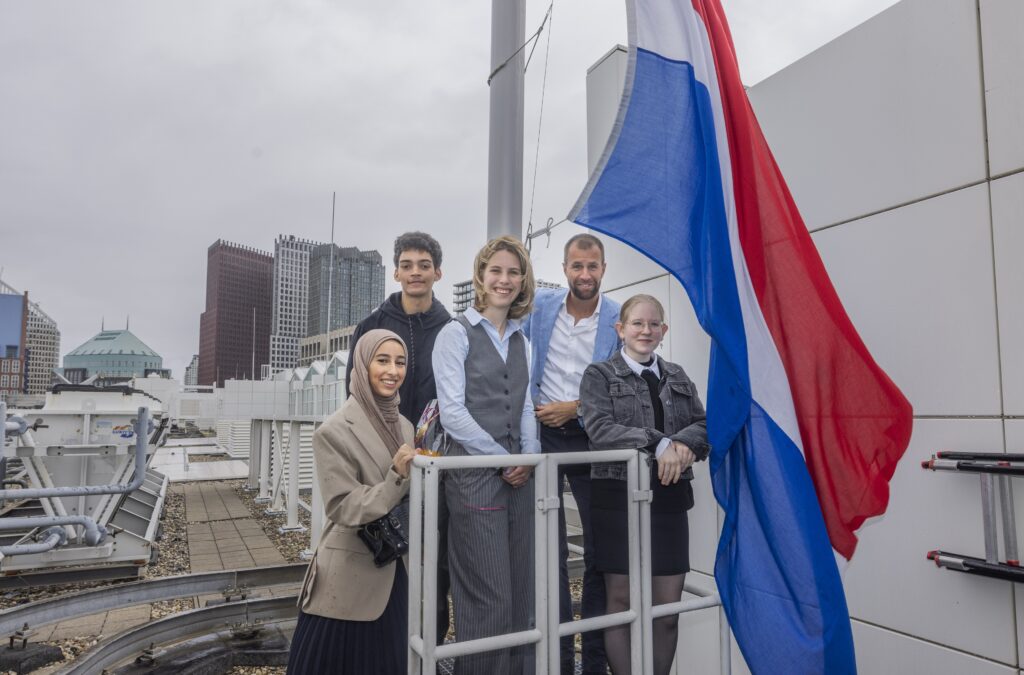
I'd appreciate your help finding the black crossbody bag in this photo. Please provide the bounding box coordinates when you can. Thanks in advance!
[357,498,410,567]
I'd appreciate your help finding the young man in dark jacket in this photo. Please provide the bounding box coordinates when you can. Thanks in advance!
[345,231,451,425]
[345,231,452,653]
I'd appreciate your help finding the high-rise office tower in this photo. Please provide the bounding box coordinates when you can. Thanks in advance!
[198,240,274,386]
[0,279,60,396]
[184,354,199,387]
[269,235,325,373]
[307,244,385,336]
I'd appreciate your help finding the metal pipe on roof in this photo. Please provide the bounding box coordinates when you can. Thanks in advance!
[0,407,150,500]
[0,526,66,557]
[0,515,106,548]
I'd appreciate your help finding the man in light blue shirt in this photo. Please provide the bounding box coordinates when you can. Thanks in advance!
[523,233,620,675]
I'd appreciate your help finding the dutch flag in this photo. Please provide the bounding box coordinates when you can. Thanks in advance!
[570,1,914,673]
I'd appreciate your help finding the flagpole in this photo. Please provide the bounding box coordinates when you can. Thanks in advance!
[487,0,526,241]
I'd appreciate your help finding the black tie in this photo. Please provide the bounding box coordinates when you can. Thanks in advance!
[640,368,665,433]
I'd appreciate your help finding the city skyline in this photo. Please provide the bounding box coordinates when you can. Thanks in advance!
[0,1,900,379]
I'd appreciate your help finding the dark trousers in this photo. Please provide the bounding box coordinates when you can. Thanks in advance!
[542,422,607,675]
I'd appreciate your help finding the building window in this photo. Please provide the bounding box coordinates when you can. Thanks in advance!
[11,361,18,373]
[0,375,7,387]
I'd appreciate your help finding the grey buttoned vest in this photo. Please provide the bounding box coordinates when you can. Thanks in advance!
[448,314,529,454]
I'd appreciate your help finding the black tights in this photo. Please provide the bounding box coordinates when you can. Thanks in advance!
[603,572,686,675]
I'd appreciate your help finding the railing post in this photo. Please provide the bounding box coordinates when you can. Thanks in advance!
[544,456,561,675]
[719,605,732,675]
[626,452,645,675]
[245,419,261,491]
[255,420,272,503]
[305,420,325,558]
[638,456,654,675]
[408,462,425,675]
[532,455,550,675]
[422,465,440,674]
[279,421,305,533]
[999,475,1019,565]
[980,473,999,563]
[267,420,286,515]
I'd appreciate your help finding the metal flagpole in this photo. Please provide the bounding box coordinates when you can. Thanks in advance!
[487,0,526,241]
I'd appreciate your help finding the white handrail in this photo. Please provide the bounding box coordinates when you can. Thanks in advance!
[405,449,731,674]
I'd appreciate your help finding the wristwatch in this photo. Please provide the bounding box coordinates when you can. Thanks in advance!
[575,400,583,418]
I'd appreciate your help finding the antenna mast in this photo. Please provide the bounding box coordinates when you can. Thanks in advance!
[326,192,336,338]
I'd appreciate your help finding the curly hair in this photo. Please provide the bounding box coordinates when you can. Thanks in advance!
[471,235,535,320]
[393,231,443,269]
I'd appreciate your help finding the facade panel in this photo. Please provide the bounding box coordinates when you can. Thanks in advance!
[748,0,987,229]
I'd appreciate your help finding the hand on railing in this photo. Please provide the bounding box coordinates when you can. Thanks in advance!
[393,444,417,478]
[657,448,684,485]
[674,442,696,473]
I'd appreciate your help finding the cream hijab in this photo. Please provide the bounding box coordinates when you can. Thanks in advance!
[349,329,407,457]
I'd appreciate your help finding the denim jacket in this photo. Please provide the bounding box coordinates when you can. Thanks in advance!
[580,351,710,481]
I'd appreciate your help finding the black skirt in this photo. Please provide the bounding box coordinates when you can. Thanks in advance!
[591,469,692,576]
[287,562,408,674]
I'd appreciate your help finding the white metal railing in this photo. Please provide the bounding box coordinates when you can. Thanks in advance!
[407,450,732,675]
[243,420,733,673]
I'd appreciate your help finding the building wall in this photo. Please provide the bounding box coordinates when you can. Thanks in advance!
[585,1,1024,672]
[1,279,61,396]
[0,292,27,399]
[451,279,473,315]
[198,240,273,386]
[299,324,356,367]
[24,303,59,395]
[307,245,385,336]
[184,354,199,387]
[270,235,324,373]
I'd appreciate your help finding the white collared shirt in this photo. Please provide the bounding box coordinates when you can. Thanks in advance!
[432,307,541,456]
[537,295,603,405]
[619,348,671,458]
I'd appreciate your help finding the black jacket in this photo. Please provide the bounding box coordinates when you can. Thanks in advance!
[345,292,451,424]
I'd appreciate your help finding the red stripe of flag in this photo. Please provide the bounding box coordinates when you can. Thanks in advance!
[691,0,913,559]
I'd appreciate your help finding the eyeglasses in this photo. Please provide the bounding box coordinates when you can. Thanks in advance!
[626,320,663,330]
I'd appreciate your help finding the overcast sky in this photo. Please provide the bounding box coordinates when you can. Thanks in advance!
[0,0,898,379]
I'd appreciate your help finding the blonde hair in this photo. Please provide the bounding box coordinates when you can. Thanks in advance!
[619,294,665,323]
[472,235,536,320]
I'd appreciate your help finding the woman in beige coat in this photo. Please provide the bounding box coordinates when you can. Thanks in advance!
[287,329,418,674]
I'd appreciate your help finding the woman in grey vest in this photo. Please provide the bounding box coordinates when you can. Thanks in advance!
[579,294,710,675]
[432,235,539,675]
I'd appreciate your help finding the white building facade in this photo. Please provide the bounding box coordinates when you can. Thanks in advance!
[269,234,325,373]
[184,354,199,387]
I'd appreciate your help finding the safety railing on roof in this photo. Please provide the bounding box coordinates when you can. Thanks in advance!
[923,451,1023,583]
[246,417,323,555]
[407,450,733,675]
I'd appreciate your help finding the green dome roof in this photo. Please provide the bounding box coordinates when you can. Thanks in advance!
[66,329,160,358]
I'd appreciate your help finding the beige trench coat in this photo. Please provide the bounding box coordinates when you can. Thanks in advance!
[297,397,414,621]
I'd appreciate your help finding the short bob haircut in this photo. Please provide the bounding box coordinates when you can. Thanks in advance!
[471,235,536,320]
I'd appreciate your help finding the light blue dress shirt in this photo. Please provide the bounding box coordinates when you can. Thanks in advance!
[432,307,541,455]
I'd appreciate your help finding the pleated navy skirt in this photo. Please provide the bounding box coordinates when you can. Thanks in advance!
[287,562,408,674]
